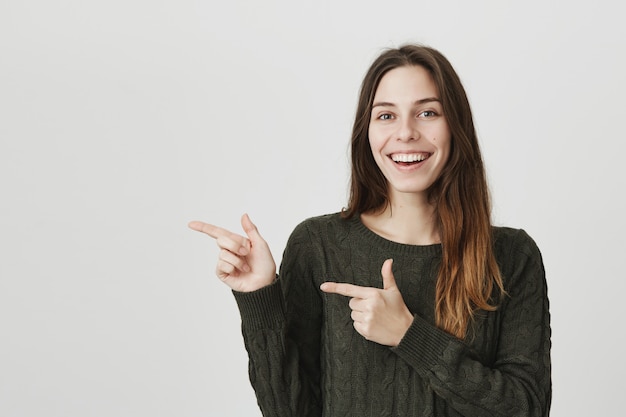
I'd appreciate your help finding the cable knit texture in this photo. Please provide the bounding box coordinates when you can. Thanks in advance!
[233,213,551,417]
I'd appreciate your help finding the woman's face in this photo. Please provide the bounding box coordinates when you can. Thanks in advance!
[368,65,451,200]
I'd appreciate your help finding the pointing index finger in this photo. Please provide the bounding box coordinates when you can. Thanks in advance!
[188,221,249,246]
[187,221,223,238]
[320,282,371,299]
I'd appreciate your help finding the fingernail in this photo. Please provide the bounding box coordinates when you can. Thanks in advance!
[243,264,251,272]
[239,247,248,255]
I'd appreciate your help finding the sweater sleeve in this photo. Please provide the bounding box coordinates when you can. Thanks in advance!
[392,229,552,417]
[232,222,323,417]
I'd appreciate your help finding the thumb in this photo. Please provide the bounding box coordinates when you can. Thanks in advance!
[381,259,397,290]
[241,213,264,243]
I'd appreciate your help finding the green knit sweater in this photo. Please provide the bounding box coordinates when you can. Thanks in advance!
[233,213,551,417]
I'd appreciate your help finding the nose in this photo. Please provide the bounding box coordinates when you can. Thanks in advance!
[396,117,420,142]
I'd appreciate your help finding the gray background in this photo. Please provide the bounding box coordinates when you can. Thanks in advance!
[1,0,624,415]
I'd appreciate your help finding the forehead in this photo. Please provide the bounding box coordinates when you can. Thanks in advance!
[374,65,439,101]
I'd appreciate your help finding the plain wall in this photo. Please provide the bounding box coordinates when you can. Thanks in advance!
[1,0,624,415]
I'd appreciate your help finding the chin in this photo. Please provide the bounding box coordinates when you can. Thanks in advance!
[390,184,432,197]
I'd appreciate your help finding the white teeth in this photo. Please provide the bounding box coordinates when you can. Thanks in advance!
[391,153,428,163]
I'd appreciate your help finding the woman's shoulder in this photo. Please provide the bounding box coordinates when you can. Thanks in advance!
[288,211,355,242]
[292,211,353,231]
[492,226,544,270]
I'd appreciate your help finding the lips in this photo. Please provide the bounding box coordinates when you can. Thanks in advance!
[389,152,431,164]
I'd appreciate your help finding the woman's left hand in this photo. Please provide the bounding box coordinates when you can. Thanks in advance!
[320,259,414,347]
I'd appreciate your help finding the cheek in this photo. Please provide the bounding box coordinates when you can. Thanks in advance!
[367,126,374,146]
[368,126,385,153]
[368,137,386,167]
[438,142,452,173]
[437,132,451,149]
[366,135,387,172]
[367,132,377,156]
[441,133,452,158]
[435,126,452,157]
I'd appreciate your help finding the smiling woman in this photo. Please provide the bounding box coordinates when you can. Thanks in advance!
[189,44,551,417]
[367,65,451,206]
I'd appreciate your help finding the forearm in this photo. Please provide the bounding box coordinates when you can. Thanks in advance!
[393,314,550,417]
[234,282,322,417]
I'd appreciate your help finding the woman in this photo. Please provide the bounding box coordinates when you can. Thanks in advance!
[189,44,551,416]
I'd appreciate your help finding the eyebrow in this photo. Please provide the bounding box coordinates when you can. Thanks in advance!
[372,97,441,108]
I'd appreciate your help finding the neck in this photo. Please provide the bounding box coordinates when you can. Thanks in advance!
[361,191,440,245]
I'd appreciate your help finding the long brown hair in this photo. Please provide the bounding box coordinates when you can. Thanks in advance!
[343,44,505,339]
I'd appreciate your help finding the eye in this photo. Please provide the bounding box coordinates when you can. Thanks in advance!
[418,110,437,118]
[377,113,394,120]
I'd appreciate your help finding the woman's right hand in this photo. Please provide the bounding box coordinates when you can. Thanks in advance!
[188,214,276,293]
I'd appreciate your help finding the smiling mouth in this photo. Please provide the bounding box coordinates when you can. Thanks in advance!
[390,153,431,165]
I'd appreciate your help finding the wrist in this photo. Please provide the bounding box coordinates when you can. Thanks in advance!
[395,313,415,347]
